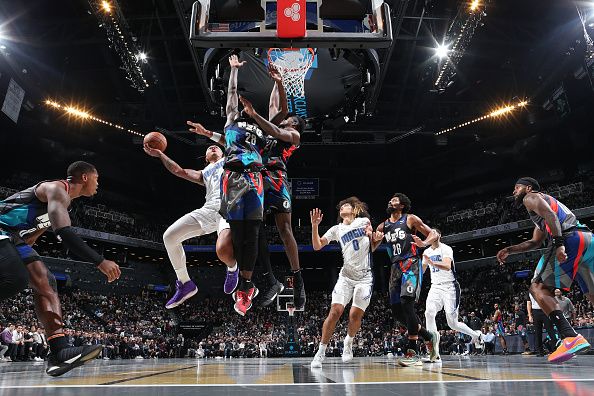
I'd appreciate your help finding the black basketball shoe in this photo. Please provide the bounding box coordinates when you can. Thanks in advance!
[46,344,103,377]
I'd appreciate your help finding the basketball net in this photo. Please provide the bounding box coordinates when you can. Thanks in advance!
[267,48,315,98]
[287,307,296,317]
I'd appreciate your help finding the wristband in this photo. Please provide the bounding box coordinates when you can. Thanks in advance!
[210,132,222,143]
[55,226,104,265]
[553,236,564,248]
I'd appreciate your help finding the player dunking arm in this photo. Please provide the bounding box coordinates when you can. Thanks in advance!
[238,90,306,309]
[308,198,383,368]
[188,55,297,316]
[143,144,237,308]
[0,161,120,376]
[422,229,484,362]
[371,193,439,367]
[497,177,593,363]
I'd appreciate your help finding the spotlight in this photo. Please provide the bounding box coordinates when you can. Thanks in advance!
[101,1,111,13]
[435,44,449,59]
[469,0,480,11]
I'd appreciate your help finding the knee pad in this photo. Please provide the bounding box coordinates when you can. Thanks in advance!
[391,303,406,327]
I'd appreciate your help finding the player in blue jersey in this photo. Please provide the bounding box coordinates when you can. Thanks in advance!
[238,67,306,310]
[497,177,594,363]
[0,161,121,376]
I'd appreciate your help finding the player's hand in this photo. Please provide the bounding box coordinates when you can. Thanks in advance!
[528,315,533,324]
[229,54,246,69]
[239,96,256,117]
[496,247,510,265]
[97,260,121,283]
[423,254,435,266]
[310,208,323,226]
[143,144,162,158]
[556,246,568,263]
[187,121,211,137]
[268,64,282,84]
[372,231,384,243]
[411,235,427,248]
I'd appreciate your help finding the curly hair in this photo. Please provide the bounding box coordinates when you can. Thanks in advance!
[336,196,370,223]
[392,193,411,214]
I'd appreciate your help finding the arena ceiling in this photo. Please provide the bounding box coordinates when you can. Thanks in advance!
[0,0,592,220]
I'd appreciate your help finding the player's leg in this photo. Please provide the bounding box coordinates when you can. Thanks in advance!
[0,239,29,299]
[388,264,406,327]
[216,221,240,294]
[275,211,305,309]
[231,172,264,316]
[27,257,102,376]
[163,208,218,308]
[342,281,372,363]
[424,287,442,334]
[444,283,481,340]
[311,276,352,367]
[532,231,592,362]
[257,221,285,306]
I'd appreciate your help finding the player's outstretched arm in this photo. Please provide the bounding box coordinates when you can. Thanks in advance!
[225,55,246,128]
[268,64,289,125]
[310,208,329,251]
[40,182,121,282]
[144,144,204,185]
[496,226,546,264]
[187,121,226,146]
[408,215,438,247]
[239,96,299,145]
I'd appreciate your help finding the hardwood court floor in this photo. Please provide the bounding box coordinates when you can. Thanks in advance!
[2,355,594,395]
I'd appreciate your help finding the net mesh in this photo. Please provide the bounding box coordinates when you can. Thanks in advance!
[287,307,296,317]
[268,48,315,98]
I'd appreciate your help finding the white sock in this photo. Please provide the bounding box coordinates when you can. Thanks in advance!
[228,262,238,272]
[318,343,327,355]
[175,268,191,284]
[344,335,353,346]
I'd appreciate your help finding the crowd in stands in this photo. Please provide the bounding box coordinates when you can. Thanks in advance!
[2,258,593,362]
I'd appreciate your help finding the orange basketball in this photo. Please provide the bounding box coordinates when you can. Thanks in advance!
[143,131,167,152]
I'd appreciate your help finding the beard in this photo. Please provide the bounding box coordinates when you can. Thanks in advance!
[513,192,526,209]
[386,206,397,215]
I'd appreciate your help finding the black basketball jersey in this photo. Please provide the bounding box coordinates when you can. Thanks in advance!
[262,137,297,172]
[383,214,420,263]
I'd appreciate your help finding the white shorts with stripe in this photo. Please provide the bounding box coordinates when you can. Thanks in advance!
[425,281,461,315]
[331,273,373,311]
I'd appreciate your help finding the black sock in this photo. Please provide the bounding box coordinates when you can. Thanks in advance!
[257,222,276,286]
[407,338,419,354]
[548,310,578,338]
[48,334,69,353]
[292,269,303,285]
[418,327,432,342]
[239,278,253,292]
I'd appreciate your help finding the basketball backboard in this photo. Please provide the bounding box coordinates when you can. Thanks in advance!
[189,0,393,49]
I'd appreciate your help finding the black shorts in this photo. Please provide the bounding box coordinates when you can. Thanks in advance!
[389,256,423,304]
[0,232,41,264]
[263,169,292,214]
[219,170,264,221]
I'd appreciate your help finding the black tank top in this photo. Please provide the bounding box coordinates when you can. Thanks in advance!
[383,214,419,263]
[263,137,297,172]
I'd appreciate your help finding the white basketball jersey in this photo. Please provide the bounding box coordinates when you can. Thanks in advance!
[424,243,456,285]
[202,158,224,208]
[322,217,372,281]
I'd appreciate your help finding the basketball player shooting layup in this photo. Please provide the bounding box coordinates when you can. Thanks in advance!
[0,161,121,376]
[143,144,237,308]
[308,198,383,368]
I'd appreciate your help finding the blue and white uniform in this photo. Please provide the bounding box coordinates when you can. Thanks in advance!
[322,217,373,311]
[424,243,460,315]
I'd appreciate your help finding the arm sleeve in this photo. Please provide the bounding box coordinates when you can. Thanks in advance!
[322,225,338,243]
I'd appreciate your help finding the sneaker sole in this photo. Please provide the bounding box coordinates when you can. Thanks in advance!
[548,342,591,363]
[165,287,198,309]
[46,345,103,377]
[341,356,353,363]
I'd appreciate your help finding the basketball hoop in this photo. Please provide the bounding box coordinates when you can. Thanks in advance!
[267,48,315,98]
